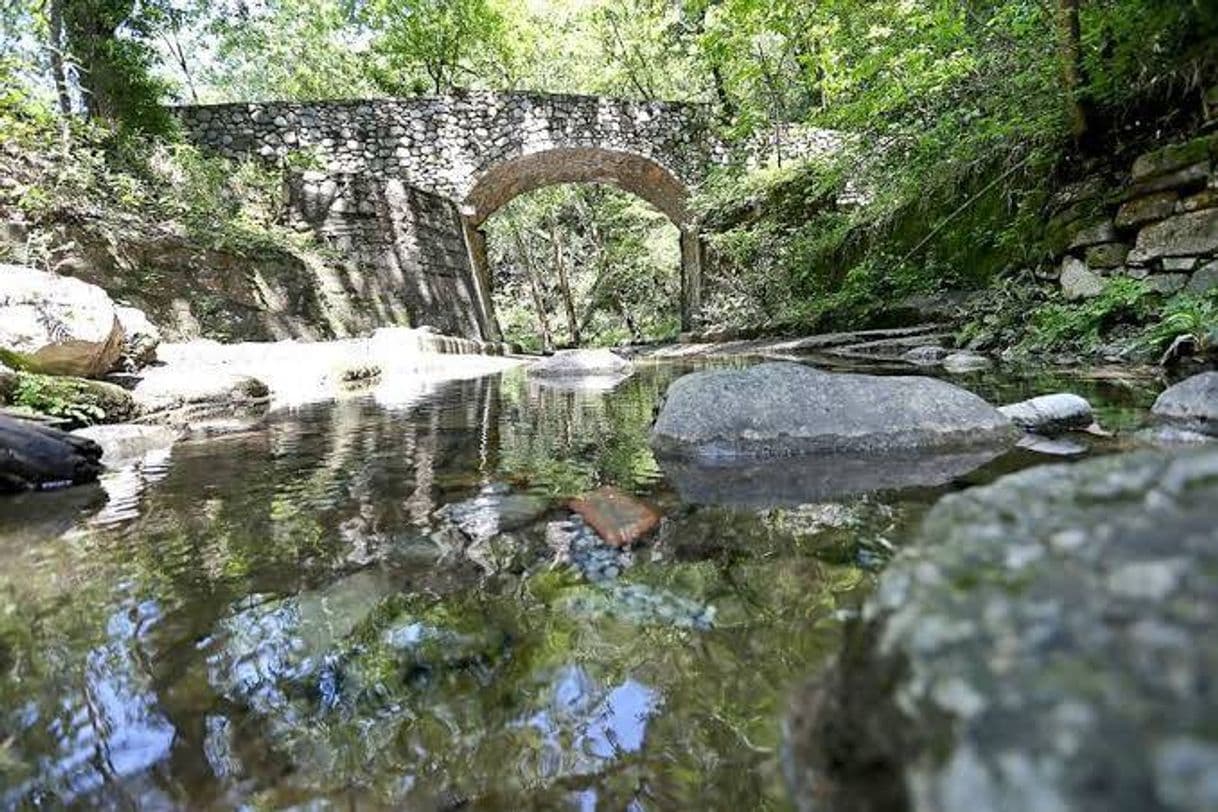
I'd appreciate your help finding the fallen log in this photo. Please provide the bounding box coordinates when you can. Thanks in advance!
[0,414,103,492]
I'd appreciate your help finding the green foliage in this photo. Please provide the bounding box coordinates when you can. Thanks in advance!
[1021,278,1154,352]
[0,106,310,258]
[957,279,1218,361]
[51,0,177,134]
[487,184,680,349]
[10,373,110,427]
[1143,292,1218,355]
[363,0,509,95]
[691,0,1217,333]
[205,0,375,101]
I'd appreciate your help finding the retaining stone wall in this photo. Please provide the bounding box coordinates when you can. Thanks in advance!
[1050,100,1218,300]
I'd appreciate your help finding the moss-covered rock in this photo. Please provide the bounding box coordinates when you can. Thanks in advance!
[1131,134,1218,182]
[6,372,137,428]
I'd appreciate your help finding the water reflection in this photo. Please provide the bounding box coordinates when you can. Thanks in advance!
[0,361,1158,809]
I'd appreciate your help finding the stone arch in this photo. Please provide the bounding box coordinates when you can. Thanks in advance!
[458,147,703,337]
[459,146,692,227]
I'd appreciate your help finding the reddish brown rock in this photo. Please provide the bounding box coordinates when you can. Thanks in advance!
[569,486,661,548]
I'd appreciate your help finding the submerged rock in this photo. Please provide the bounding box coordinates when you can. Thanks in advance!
[1152,372,1218,437]
[650,363,1015,461]
[439,484,550,543]
[784,447,1218,812]
[527,349,634,378]
[940,351,992,374]
[999,392,1094,434]
[561,581,715,630]
[568,486,661,547]
[0,264,124,377]
[546,515,635,583]
[900,346,950,367]
[208,569,396,712]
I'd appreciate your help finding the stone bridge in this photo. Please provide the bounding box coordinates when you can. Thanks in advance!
[178,91,725,340]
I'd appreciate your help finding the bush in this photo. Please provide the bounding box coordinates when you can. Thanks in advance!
[0,106,312,260]
[1021,278,1153,352]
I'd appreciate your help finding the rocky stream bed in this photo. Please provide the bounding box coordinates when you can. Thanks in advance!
[2,330,1216,810]
[3,260,1218,810]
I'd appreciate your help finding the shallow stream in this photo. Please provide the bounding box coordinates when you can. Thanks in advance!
[0,357,1161,809]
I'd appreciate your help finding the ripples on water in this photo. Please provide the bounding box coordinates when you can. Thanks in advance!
[0,360,1157,809]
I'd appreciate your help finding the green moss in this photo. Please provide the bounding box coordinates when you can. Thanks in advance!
[9,372,136,428]
[1134,134,1218,180]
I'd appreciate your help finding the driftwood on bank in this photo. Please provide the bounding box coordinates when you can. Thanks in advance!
[0,414,103,492]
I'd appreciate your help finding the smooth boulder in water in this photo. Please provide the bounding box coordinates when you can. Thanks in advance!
[999,392,1094,434]
[1152,371,1218,437]
[941,351,992,374]
[650,362,1015,459]
[783,446,1218,812]
[527,349,634,378]
[650,363,1016,506]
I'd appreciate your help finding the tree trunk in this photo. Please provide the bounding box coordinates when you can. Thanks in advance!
[162,16,200,103]
[514,229,553,353]
[614,295,642,343]
[1055,0,1091,144]
[46,0,72,118]
[550,217,580,347]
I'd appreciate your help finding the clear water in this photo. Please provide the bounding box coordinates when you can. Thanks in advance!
[0,359,1159,810]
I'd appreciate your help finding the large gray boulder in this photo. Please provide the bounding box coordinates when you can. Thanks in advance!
[1152,372,1218,437]
[650,363,1016,460]
[527,349,633,378]
[0,264,124,377]
[784,447,1218,812]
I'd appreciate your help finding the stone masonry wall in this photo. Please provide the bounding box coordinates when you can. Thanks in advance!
[178,91,722,218]
[1049,99,1218,300]
[286,173,491,340]
[177,91,733,339]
